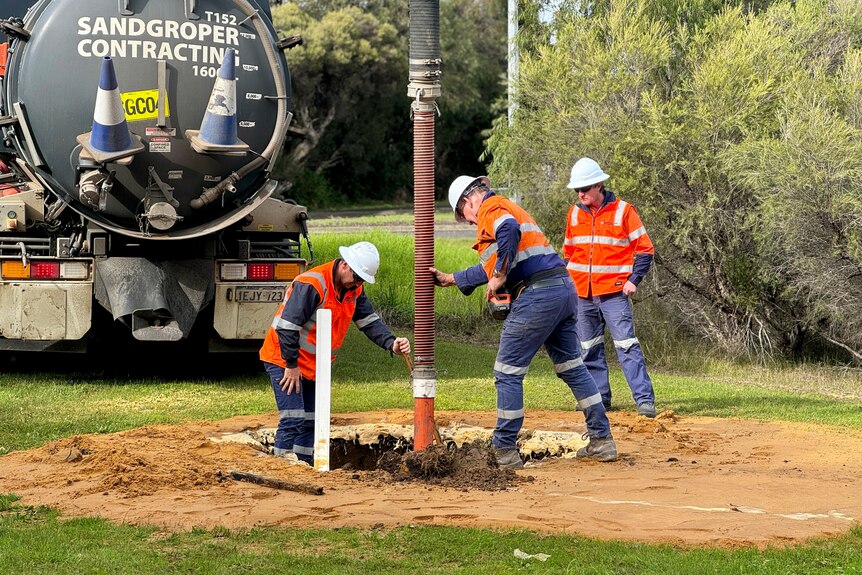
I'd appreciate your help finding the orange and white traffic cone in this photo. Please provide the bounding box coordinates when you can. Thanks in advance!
[76,56,143,163]
[186,48,248,155]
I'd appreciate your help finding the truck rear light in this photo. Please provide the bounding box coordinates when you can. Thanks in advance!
[1,260,28,279]
[220,263,247,280]
[1,260,90,279]
[61,261,89,279]
[30,261,60,278]
[274,263,301,281]
[247,263,274,280]
[219,261,304,282]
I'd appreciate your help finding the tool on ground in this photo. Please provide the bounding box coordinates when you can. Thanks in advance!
[228,470,324,495]
[487,291,511,320]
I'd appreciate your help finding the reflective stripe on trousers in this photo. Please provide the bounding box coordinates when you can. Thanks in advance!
[493,278,611,449]
[264,361,316,464]
[576,291,654,406]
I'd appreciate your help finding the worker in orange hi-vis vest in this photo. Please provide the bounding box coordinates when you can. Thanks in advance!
[259,241,411,464]
[430,175,617,468]
[563,157,657,418]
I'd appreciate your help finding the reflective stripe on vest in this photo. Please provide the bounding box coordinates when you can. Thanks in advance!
[355,313,380,329]
[564,197,653,297]
[259,260,358,378]
[475,196,555,280]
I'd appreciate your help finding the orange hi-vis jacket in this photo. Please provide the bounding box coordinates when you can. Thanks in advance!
[475,195,559,281]
[563,195,654,298]
[259,261,359,379]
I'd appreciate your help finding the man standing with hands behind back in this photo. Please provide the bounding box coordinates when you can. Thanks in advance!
[563,157,657,418]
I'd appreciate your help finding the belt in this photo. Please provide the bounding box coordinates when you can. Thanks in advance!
[512,268,568,299]
[528,276,567,290]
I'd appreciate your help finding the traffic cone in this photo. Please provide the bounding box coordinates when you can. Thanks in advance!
[186,48,248,155]
[76,56,143,164]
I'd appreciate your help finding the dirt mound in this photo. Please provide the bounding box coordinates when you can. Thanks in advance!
[376,441,530,491]
[42,433,221,497]
[1,409,861,548]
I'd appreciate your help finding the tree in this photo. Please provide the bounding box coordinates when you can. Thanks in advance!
[437,0,508,188]
[486,0,862,363]
[270,0,507,207]
[271,2,408,206]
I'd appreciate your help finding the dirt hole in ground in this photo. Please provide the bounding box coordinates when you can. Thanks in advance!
[374,441,529,491]
[244,425,545,491]
[323,438,528,491]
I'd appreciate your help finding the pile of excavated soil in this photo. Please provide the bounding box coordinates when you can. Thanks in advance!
[1,409,861,548]
[376,441,530,491]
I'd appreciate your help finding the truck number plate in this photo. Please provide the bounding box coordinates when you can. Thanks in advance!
[235,286,284,303]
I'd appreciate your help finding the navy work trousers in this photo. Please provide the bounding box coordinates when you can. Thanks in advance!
[577,291,654,408]
[263,361,316,464]
[493,276,611,449]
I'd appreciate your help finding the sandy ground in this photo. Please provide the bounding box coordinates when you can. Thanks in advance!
[1,408,860,549]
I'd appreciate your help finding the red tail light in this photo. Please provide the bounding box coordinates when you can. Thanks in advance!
[30,261,60,278]
[247,263,274,280]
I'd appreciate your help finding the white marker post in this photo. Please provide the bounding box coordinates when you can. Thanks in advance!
[313,308,332,472]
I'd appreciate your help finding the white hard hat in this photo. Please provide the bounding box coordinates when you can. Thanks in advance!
[566,157,610,189]
[448,175,490,222]
[338,241,379,284]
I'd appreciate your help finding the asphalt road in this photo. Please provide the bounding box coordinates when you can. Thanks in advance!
[308,205,473,238]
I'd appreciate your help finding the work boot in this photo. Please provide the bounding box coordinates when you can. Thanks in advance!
[576,434,617,462]
[637,402,657,418]
[495,447,525,470]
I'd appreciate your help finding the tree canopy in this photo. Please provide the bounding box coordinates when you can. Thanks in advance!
[487,0,862,362]
[270,0,506,207]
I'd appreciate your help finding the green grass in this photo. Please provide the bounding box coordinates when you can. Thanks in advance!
[0,376,266,456]
[3,330,862,456]
[302,231,492,333]
[3,491,862,574]
[3,335,862,572]
[3,486,862,575]
[308,209,456,227]
[3,229,862,572]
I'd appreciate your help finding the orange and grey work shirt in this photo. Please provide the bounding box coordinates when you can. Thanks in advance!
[259,259,396,380]
[563,190,654,298]
[454,192,566,293]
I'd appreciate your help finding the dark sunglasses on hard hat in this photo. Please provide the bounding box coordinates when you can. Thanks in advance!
[575,184,594,194]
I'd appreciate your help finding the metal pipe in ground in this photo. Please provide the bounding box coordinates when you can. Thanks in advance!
[408,0,441,451]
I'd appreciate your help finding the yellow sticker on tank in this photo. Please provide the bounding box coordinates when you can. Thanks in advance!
[121,89,170,122]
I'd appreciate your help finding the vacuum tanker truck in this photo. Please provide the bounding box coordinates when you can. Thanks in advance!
[0,0,311,355]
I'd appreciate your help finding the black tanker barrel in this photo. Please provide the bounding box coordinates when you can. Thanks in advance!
[2,0,291,239]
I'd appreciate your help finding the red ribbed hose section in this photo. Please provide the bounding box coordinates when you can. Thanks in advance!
[413,109,435,365]
[413,108,436,451]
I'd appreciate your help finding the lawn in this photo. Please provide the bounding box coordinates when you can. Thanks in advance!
[3,329,862,573]
[2,229,862,573]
